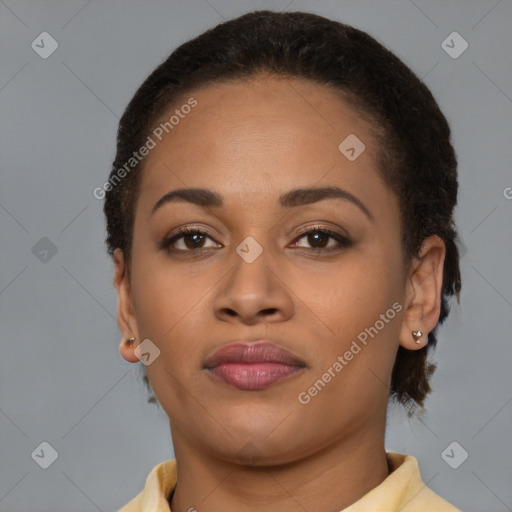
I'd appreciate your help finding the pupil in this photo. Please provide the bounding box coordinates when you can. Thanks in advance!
[186,233,204,249]
[309,232,327,248]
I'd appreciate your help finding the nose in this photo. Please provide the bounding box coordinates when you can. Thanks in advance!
[212,241,294,325]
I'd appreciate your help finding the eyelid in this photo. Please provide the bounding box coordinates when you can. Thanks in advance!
[294,223,350,240]
[166,224,220,240]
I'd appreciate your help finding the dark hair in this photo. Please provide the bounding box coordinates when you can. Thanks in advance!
[104,10,461,412]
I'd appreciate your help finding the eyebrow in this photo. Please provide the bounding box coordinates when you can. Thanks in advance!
[151,185,373,221]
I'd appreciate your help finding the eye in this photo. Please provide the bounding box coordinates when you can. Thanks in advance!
[290,226,352,253]
[162,225,352,255]
[163,227,221,252]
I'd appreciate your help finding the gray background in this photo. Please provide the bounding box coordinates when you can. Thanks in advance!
[0,1,511,511]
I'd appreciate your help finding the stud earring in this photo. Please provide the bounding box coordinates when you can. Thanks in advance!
[412,330,423,344]
[126,337,136,345]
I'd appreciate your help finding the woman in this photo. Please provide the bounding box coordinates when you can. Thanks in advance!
[104,10,462,511]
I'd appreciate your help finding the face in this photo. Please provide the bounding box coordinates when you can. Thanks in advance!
[118,76,413,465]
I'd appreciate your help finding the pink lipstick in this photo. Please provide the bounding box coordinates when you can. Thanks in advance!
[203,341,306,391]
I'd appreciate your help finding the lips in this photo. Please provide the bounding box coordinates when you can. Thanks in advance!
[203,341,306,391]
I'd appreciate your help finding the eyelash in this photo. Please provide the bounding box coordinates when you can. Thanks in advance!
[162,225,352,255]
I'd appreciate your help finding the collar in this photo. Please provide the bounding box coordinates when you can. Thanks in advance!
[118,452,460,511]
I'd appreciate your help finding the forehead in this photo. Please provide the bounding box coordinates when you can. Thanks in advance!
[137,76,385,212]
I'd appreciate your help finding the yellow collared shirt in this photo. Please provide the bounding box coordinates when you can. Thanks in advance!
[118,452,461,511]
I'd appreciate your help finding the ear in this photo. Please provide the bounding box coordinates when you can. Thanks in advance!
[399,235,445,350]
[113,248,140,363]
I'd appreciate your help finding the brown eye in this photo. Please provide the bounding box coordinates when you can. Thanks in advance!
[305,231,330,249]
[181,232,206,250]
[164,228,221,252]
[291,227,352,252]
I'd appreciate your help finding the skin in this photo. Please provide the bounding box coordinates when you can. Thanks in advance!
[114,75,445,512]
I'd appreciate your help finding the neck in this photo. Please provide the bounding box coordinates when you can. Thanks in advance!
[168,427,389,512]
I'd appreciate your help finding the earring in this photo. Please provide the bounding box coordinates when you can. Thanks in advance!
[412,330,423,344]
[126,337,136,345]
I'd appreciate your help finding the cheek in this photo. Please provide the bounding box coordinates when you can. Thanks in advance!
[296,263,402,411]
[131,258,205,339]
[304,250,404,396]
[296,251,402,338]
[129,262,207,401]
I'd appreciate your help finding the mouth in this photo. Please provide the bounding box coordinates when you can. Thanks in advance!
[203,341,306,391]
